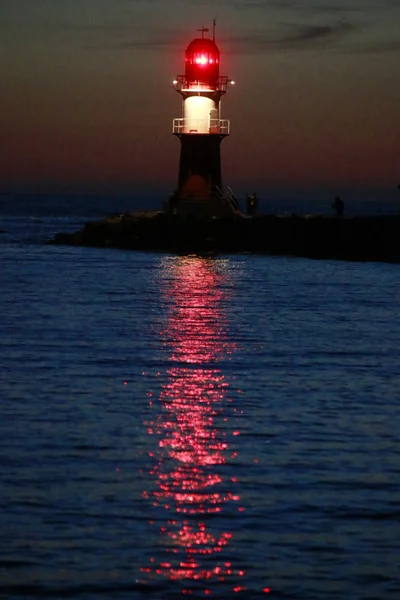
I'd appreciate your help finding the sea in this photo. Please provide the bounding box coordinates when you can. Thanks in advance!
[1,192,400,599]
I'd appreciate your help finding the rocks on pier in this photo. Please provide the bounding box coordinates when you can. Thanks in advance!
[48,210,400,263]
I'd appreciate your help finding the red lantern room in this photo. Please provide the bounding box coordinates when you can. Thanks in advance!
[185,38,220,88]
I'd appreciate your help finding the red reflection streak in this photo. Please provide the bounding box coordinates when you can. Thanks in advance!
[141,258,243,591]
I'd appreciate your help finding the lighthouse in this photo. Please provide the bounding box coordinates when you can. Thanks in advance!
[171,24,237,217]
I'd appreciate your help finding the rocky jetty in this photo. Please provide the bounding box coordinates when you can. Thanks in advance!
[48,210,400,263]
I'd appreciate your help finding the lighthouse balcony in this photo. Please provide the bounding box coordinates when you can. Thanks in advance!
[173,118,230,135]
[174,75,229,93]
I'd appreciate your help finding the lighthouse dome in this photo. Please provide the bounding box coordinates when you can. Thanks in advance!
[185,38,220,87]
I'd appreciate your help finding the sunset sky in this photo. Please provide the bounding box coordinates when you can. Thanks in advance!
[1,0,399,198]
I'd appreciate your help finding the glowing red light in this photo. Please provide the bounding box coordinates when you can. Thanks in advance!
[195,54,208,65]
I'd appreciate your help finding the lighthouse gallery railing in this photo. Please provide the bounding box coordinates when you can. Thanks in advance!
[172,118,230,135]
[174,75,229,93]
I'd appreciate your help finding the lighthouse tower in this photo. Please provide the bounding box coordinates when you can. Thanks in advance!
[171,24,236,217]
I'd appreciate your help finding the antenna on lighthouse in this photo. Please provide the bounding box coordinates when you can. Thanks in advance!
[213,19,216,41]
[197,25,209,39]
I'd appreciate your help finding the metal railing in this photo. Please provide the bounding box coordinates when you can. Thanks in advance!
[211,185,239,212]
[174,75,229,93]
[172,118,230,135]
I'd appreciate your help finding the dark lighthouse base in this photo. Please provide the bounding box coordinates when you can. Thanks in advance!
[48,212,400,264]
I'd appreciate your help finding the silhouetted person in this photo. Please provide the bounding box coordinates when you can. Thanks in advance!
[252,192,259,217]
[246,193,258,217]
[246,193,251,215]
[332,196,344,217]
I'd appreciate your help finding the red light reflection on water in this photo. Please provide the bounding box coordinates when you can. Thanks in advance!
[141,257,244,593]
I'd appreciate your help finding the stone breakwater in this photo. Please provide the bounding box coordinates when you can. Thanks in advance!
[48,211,400,263]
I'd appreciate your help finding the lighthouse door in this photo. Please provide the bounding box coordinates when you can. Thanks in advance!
[209,109,219,133]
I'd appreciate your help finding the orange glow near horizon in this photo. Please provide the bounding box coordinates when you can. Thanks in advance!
[140,257,246,594]
[1,8,400,191]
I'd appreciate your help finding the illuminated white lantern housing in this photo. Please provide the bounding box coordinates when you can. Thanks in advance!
[171,25,235,215]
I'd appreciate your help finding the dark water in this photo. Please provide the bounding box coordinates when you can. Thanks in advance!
[1,195,400,599]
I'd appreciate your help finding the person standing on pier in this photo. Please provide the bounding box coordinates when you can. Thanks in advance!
[332,196,344,217]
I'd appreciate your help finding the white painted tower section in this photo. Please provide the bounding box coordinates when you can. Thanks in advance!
[183,96,218,134]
